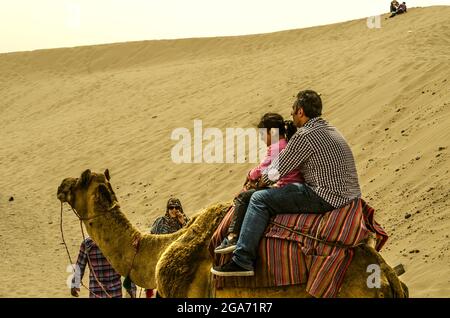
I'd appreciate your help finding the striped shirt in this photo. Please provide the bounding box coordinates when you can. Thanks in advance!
[262,117,361,208]
[72,237,135,298]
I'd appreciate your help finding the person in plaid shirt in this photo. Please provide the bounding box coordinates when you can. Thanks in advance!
[71,237,136,298]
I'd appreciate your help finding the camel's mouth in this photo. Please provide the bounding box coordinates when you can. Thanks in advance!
[57,191,69,202]
[57,178,77,203]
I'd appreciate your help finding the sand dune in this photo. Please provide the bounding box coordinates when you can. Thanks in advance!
[0,6,449,297]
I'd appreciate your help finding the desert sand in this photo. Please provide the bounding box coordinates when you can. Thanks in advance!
[0,6,449,297]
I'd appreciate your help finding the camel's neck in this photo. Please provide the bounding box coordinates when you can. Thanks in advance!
[83,206,138,275]
[83,205,185,288]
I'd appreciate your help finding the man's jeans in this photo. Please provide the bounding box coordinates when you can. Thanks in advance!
[232,183,334,270]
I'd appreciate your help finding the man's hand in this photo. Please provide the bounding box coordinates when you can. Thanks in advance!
[248,180,259,190]
[71,287,80,297]
[257,178,268,188]
[176,211,186,226]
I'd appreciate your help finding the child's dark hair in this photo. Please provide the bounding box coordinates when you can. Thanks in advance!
[257,113,297,142]
[284,120,297,141]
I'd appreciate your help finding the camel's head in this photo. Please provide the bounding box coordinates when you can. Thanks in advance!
[57,169,119,218]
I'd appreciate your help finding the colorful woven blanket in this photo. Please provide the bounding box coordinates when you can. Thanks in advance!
[208,198,388,298]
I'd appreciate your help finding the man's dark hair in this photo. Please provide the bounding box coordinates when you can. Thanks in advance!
[293,90,322,118]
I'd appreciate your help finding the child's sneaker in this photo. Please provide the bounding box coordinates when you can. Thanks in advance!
[214,237,238,254]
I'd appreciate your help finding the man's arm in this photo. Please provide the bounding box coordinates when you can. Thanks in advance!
[71,240,88,297]
[261,132,312,185]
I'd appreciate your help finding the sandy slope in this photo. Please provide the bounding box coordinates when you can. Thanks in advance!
[0,6,449,297]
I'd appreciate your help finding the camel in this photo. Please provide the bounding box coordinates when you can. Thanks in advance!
[57,169,409,298]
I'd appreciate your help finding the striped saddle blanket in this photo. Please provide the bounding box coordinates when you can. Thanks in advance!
[208,198,388,298]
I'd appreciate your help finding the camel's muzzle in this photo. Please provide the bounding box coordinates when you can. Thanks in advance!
[57,178,77,203]
[57,191,67,202]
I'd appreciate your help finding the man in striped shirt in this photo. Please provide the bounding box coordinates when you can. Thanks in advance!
[211,90,362,276]
[71,237,136,298]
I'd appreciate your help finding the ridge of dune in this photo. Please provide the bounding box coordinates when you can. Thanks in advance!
[0,6,449,297]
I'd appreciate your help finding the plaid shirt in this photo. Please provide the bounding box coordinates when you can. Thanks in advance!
[72,237,135,298]
[262,117,361,208]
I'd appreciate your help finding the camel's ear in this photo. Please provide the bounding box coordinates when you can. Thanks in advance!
[80,169,92,188]
[97,184,113,206]
[104,169,111,181]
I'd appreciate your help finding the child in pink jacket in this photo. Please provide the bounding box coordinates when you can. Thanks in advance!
[215,113,303,254]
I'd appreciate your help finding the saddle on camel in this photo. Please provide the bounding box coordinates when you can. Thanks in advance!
[209,198,388,298]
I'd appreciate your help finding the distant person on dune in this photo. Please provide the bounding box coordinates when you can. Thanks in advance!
[397,2,407,14]
[214,113,303,254]
[390,0,400,13]
[390,2,407,18]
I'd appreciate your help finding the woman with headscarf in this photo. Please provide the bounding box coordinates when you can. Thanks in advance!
[144,198,189,298]
[150,198,189,234]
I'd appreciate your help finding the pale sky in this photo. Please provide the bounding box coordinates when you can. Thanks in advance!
[0,0,448,53]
